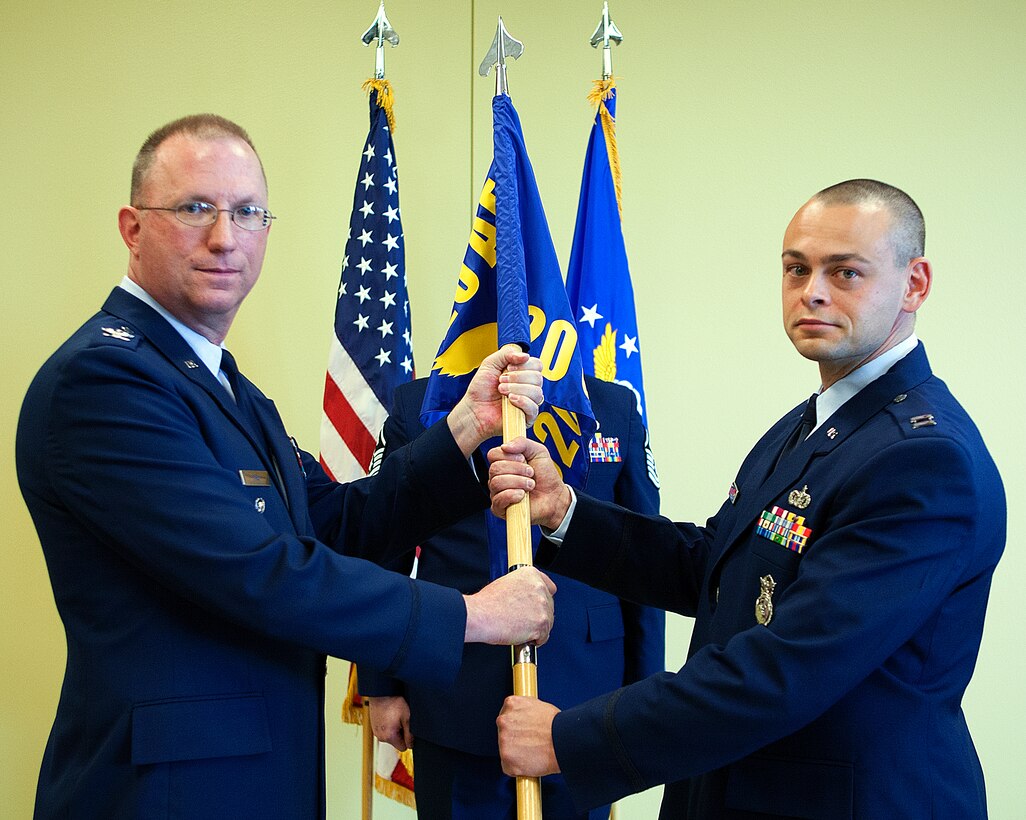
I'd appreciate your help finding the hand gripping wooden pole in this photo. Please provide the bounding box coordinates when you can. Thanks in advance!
[502,395,543,820]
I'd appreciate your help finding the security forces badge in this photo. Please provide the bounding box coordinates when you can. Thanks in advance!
[755,574,776,625]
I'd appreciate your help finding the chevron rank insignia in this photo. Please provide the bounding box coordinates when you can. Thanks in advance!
[369,428,386,476]
[644,428,660,488]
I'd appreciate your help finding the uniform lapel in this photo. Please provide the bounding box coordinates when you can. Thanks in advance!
[712,345,934,574]
[101,288,302,524]
[248,391,310,529]
[101,289,259,440]
[718,415,813,561]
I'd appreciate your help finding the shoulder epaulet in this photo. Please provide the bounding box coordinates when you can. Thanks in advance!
[886,391,939,434]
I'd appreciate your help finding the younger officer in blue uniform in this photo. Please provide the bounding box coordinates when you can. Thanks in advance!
[488,180,1005,819]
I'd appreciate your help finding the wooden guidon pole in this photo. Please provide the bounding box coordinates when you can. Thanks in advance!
[502,395,542,819]
[361,703,374,820]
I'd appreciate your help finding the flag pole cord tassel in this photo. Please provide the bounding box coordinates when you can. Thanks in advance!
[587,77,623,220]
[363,78,397,133]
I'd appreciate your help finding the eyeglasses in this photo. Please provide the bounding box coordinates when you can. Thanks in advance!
[135,201,276,231]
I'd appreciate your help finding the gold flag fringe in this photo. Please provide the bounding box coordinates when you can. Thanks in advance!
[587,77,623,220]
[341,663,364,725]
[362,78,397,133]
[374,749,417,808]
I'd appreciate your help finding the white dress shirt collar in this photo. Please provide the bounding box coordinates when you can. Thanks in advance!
[119,276,226,379]
[811,334,920,434]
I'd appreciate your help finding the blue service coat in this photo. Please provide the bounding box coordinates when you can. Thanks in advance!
[540,344,1004,819]
[360,376,664,757]
[16,288,487,819]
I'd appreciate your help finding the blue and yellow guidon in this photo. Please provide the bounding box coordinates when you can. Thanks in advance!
[423,175,594,487]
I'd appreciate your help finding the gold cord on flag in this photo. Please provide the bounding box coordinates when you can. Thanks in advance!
[587,77,623,220]
[362,79,397,133]
[341,663,365,725]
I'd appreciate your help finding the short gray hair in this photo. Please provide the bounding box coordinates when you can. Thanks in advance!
[130,114,265,202]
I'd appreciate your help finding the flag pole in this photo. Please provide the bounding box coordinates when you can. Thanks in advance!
[352,9,401,820]
[479,18,541,820]
[587,11,626,810]
[360,700,375,820]
[502,399,542,820]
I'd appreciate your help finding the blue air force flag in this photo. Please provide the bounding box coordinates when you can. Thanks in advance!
[421,95,596,489]
[566,82,650,427]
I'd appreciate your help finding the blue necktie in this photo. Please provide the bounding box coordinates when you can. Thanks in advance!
[219,349,256,425]
[220,349,288,507]
[794,393,818,449]
[776,393,817,471]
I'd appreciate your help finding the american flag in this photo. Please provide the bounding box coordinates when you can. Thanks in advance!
[326,81,418,810]
[321,83,413,481]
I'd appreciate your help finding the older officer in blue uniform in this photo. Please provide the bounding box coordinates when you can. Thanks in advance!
[361,375,663,819]
[15,114,556,820]
[488,180,1005,819]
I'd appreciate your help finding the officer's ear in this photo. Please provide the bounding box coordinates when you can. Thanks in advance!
[902,257,932,314]
[118,206,143,257]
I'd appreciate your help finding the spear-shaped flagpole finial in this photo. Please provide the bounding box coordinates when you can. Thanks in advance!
[479,16,524,97]
[361,1,399,79]
[589,1,623,80]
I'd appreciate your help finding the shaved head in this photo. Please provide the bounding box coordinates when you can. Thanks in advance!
[808,179,924,267]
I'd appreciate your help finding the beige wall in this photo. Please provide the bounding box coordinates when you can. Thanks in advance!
[3,1,1023,817]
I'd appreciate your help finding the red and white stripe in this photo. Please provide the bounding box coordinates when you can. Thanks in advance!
[319,335,387,483]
